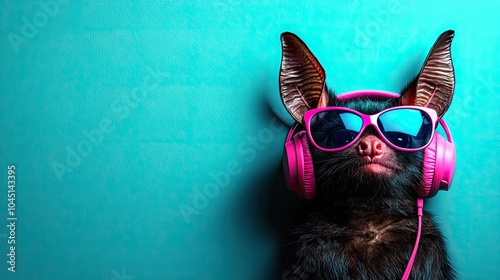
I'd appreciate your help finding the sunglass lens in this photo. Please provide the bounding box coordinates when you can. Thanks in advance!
[378,109,433,149]
[310,111,362,149]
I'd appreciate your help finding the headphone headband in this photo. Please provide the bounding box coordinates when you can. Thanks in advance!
[336,90,400,101]
[438,118,454,144]
[285,123,300,143]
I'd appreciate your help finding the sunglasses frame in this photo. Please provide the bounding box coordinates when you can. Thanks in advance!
[303,106,439,152]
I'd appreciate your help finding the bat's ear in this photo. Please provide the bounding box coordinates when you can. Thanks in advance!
[400,30,455,118]
[280,32,329,124]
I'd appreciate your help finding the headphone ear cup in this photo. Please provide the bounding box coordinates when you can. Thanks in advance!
[283,140,299,194]
[282,131,316,199]
[296,132,316,199]
[420,133,456,197]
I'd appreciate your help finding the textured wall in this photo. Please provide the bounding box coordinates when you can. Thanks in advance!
[0,1,498,279]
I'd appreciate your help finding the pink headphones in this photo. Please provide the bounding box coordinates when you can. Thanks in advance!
[283,90,456,199]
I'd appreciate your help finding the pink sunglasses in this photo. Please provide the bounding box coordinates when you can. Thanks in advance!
[303,106,439,152]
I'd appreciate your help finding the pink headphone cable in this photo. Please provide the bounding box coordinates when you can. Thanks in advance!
[402,198,424,280]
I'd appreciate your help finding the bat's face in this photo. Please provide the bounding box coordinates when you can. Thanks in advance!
[279,31,455,201]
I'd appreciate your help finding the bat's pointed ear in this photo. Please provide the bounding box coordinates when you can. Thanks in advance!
[400,30,455,118]
[280,32,329,124]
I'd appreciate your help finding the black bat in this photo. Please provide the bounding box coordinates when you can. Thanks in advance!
[279,31,456,280]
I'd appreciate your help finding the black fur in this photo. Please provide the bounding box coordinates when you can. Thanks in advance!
[282,90,455,280]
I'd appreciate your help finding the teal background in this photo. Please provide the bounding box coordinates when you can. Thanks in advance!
[0,1,499,279]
